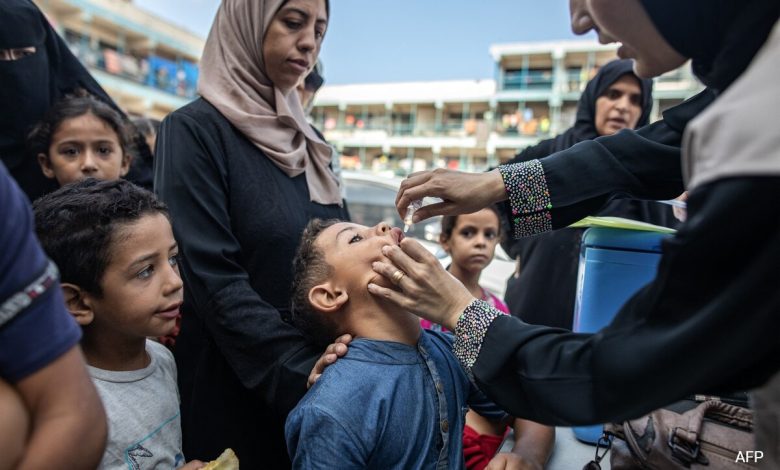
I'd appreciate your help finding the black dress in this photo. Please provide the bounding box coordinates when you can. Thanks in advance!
[455,89,780,425]
[474,176,780,425]
[0,0,140,201]
[155,98,349,469]
[502,146,677,329]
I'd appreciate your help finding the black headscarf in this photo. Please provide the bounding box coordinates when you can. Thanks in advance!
[0,0,117,200]
[554,59,653,153]
[513,59,653,162]
[639,0,780,92]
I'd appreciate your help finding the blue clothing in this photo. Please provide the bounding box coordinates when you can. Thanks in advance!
[0,163,81,382]
[285,330,508,470]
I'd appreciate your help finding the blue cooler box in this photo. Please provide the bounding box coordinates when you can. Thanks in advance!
[571,227,670,444]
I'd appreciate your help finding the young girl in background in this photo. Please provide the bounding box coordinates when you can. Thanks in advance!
[426,206,524,470]
[422,206,509,333]
[28,92,132,188]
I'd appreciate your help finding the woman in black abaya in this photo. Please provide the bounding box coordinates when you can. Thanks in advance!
[375,0,780,465]
[501,59,678,328]
[0,0,148,199]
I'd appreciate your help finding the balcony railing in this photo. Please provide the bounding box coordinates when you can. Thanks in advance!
[65,39,199,99]
[502,69,554,91]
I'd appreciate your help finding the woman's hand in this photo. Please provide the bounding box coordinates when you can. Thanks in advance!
[395,168,507,223]
[367,238,475,330]
[673,191,688,222]
[307,334,353,389]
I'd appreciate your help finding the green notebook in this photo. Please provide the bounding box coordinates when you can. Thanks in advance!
[569,216,677,234]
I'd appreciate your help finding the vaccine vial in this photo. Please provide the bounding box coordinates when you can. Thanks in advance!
[403,200,422,234]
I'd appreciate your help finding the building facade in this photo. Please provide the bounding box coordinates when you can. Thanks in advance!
[312,40,703,175]
[34,0,204,119]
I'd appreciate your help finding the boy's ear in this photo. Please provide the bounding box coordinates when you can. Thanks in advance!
[308,282,348,314]
[37,153,56,179]
[60,283,94,326]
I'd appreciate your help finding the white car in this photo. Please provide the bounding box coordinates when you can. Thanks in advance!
[342,171,515,299]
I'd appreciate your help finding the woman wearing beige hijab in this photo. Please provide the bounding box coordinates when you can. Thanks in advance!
[154,0,346,467]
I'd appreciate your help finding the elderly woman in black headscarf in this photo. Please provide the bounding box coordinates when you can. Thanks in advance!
[0,0,151,199]
[365,0,780,464]
[501,59,677,329]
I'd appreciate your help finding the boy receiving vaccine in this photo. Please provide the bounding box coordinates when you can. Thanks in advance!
[33,179,204,470]
[285,219,553,469]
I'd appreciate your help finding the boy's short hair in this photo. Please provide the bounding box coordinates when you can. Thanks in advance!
[290,218,342,347]
[33,178,168,296]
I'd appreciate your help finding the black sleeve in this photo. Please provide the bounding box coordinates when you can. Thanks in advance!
[500,90,716,235]
[154,112,319,412]
[473,176,780,425]
[499,140,555,258]
[508,139,556,165]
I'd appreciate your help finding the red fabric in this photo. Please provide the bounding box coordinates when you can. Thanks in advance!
[462,424,506,470]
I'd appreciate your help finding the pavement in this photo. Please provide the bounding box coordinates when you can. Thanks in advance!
[500,427,610,469]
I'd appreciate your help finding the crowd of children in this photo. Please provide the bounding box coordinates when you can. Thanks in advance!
[7,0,777,468]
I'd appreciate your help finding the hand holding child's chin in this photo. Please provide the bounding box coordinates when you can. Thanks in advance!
[368,238,475,330]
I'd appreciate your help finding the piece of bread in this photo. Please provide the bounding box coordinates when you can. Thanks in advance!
[201,448,239,470]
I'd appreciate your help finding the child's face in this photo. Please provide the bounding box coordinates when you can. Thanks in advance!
[86,213,182,340]
[441,209,500,275]
[316,221,404,293]
[38,112,130,186]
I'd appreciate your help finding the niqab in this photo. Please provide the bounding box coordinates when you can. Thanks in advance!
[0,0,117,200]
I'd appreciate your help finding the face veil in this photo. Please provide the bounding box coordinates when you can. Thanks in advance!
[0,0,118,199]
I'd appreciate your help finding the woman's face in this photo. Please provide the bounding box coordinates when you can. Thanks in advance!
[0,46,36,61]
[263,0,328,92]
[570,0,687,78]
[594,74,643,136]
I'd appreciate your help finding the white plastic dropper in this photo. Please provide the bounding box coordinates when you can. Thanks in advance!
[403,200,422,234]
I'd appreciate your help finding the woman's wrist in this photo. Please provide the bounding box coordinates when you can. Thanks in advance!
[452,299,502,373]
[482,169,509,204]
[442,291,476,330]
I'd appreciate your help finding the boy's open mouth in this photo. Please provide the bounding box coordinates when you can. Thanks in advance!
[390,227,404,245]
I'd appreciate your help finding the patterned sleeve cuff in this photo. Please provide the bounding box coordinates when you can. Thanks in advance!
[453,299,502,374]
[498,160,553,238]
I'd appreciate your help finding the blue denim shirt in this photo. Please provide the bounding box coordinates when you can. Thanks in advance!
[285,330,507,469]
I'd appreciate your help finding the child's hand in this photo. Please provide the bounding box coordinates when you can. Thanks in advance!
[485,452,542,470]
[177,460,205,469]
[307,334,353,388]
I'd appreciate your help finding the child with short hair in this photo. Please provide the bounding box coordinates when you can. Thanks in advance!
[33,179,203,470]
[285,219,553,469]
[28,92,133,187]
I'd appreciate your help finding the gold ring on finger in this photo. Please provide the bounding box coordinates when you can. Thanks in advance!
[391,269,406,284]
